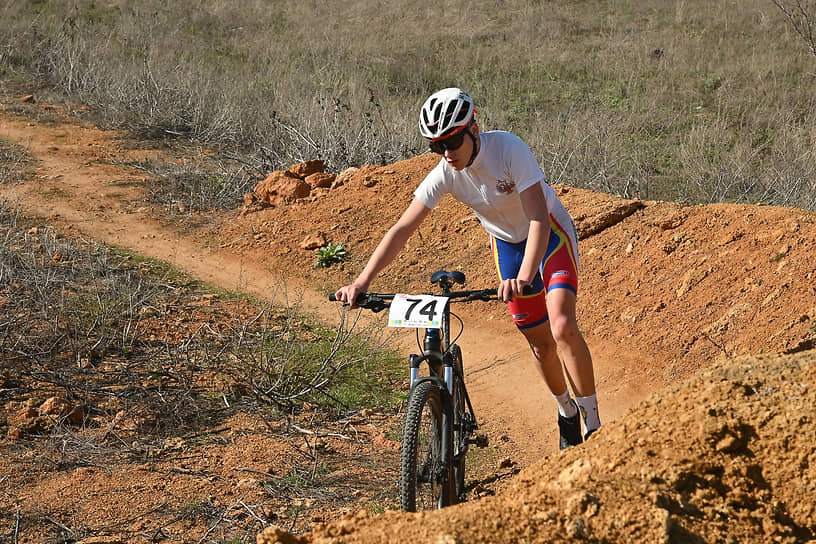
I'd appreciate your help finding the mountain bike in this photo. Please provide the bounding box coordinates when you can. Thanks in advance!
[330,270,496,511]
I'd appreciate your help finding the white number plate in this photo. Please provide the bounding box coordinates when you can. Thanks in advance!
[388,294,449,328]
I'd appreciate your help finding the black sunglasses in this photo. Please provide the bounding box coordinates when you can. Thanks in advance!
[428,123,472,154]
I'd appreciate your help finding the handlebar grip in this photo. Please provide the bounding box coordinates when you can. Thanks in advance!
[497,285,533,303]
[328,292,370,305]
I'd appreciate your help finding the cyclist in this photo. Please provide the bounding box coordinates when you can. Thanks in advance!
[334,87,600,449]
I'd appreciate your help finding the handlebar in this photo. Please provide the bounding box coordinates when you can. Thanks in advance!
[328,292,393,312]
[328,288,501,312]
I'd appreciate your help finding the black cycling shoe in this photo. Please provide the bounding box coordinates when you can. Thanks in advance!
[584,428,597,441]
[558,412,583,450]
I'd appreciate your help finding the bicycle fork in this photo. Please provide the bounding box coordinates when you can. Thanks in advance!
[410,349,479,440]
[409,353,453,393]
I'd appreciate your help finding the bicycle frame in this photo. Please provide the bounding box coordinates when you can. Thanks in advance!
[408,273,489,401]
[406,273,495,504]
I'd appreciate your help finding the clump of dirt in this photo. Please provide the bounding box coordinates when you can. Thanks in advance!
[263,349,816,543]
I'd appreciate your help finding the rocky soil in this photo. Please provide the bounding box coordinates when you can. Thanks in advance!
[261,350,816,543]
[1,92,815,543]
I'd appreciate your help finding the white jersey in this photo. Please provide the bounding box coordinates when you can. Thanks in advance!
[414,130,573,244]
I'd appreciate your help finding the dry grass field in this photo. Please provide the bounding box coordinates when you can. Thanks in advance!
[1,0,815,209]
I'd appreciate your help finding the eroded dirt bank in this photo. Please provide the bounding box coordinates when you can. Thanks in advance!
[263,350,816,543]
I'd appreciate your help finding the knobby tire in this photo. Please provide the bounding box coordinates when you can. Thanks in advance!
[399,380,450,511]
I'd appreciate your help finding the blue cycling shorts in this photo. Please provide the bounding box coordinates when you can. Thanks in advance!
[490,216,579,329]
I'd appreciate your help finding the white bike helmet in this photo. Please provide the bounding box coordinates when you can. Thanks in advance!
[418,88,476,141]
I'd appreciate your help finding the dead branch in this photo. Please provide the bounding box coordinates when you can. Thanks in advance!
[289,423,351,441]
[238,500,270,526]
[197,488,253,544]
[773,0,816,60]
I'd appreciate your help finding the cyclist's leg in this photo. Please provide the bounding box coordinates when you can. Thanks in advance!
[491,230,596,415]
[517,320,567,395]
[544,287,595,397]
[538,220,601,436]
[517,319,584,448]
[492,234,562,385]
[546,288,601,437]
[492,234,579,418]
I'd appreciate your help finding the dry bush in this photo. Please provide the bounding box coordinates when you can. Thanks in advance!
[229,299,401,413]
[0,208,159,366]
[132,152,258,212]
[0,207,404,540]
[0,139,35,184]
[0,203,210,442]
[0,202,402,440]
[773,0,816,60]
[1,0,815,210]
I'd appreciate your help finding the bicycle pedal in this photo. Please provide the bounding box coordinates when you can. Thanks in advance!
[469,433,489,448]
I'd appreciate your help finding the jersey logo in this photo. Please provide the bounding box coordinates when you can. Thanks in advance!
[496,180,516,194]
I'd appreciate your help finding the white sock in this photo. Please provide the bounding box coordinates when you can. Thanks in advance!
[575,393,601,432]
[553,389,578,418]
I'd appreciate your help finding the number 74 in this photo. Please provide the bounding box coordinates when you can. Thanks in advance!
[405,298,440,322]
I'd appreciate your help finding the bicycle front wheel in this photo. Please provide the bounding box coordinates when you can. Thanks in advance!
[399,380,450,511]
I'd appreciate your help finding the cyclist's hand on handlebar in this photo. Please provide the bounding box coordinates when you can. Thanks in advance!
[497,278,531,303]
[334,283,368,308]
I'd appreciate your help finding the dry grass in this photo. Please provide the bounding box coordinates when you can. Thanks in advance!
[0,201,406,541]
[1,0,815,210]
[0,139,35,184]
[0,202,402,420]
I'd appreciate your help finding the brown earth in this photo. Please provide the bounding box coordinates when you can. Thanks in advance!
[1,92,816,543]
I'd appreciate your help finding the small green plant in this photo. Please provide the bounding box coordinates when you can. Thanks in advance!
[700,75,722,95]
[368,502,387,515]
[315,242,347,268]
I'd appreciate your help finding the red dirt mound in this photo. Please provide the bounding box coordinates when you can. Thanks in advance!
[261,349,816,543]
[218,153,816,463]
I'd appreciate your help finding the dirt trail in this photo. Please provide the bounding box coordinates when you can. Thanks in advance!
[2,101,815,464]
[3,96,816,542]
[0,105,651,465]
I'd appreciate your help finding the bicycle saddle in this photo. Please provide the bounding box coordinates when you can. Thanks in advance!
[430,270,466,285]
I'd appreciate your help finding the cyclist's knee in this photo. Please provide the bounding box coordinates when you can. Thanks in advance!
[529,337,556,359]
[521,324,556,356]
[549,313,581,345]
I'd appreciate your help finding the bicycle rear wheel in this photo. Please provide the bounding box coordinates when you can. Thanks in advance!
[399,380,450,511]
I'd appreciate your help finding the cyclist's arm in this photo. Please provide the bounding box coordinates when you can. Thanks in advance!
[335,198,431,305]
[498,181,551,301]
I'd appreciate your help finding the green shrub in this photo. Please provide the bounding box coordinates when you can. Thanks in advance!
[315,242,347,268]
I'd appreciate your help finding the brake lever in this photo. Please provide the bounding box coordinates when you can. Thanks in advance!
[369,295,394,312]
